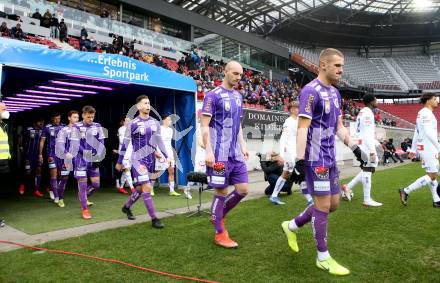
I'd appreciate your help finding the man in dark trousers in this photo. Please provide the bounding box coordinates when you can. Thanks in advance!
[259,152,294,196]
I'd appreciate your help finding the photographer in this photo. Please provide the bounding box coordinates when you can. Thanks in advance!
[258,152,293,196]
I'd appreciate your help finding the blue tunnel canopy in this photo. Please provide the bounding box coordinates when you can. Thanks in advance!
[0,37,197,185]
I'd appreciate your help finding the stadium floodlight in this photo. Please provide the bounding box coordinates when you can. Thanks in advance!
[50,80,113,90]
[16,94,70,101]
[37,86,97,94]
[25,90,83,98]
[8,97,61,104]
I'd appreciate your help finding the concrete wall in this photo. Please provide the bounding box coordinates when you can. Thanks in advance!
[244,125,414,171]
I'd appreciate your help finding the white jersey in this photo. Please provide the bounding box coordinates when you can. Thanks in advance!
[411,107,440,156]
[355,107,377,154]
[160,126,174,159]
[118,126,132,159]
[279,116,297,161]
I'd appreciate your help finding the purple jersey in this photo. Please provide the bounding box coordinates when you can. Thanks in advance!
[118,116,168,166]
[69,121,105,168]
[201,86,244,162]
[41,123,65,157]
[298,79,342,167]
[24,126,42,161]
[56,125,74,161]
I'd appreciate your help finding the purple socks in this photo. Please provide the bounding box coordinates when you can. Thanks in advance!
[211,195,226,234]
[50,178,59,199]
[142,192,157,219]
[125,189,142,208]
[78,180,88,210]
[311,208,329,252]
[294,205,314,227]
[58,178,68,200]
[87,181,100,197]
[223,190,245,217]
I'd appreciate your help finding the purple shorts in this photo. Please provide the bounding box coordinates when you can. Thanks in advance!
[206,158,248,188]
[131,163,152,186]
[305,164,340,196]
[74,164,100,179]
[48,156,64,171]
[25,157,41,171]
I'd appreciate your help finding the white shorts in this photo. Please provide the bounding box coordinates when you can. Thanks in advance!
[283,161,295,173]
[122,159,132,169]
[364,155,378,168]
[155,158,174,171]
[359,146,378,168]
[194,160,206,173]
[421,154,439,173]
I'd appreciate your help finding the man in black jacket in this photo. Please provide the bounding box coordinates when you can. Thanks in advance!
[386,138,404,163]
[259,152,293,196]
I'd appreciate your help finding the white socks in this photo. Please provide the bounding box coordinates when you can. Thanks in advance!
[169,181,175,192]
[347,172,362,190]
[404,175,431,194]
[288,219,299,231]
[430,180,440,202]
[318,250,331,261]
[271,176,286,198]
[123,171,134,189]
[361,171,372,202]
[116,179,120,188]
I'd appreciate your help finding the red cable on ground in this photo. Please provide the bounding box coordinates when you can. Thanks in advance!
[0,240,220,283]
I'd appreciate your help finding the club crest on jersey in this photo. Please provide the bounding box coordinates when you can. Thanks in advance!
[213,162,225,175]
[314,166,329,179]
[139,126,145,135]
[324,100,330,114]
[224,100,231,111]
[235,97,241,106]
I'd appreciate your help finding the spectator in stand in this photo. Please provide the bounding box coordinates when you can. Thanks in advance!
[11,23,24,40]
[374,109,382,124]
[401,138,411,153]
[385,138,404,163]
[0,22,10,37]
[42,9,52,28]
[49,14,59,38]
[15,16,23,23]
[80,27,88,39]
[100,8,109,18]
[197,85,204,101]
[59,19,67,42]
[32,8,42,20]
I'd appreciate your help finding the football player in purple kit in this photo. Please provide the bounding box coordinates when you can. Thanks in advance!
[201,61,249,249]
[55,110,80,208]
[38,112,65,203]
[281,49,366,275]
[19,118,44,197]
[69,106,106,219]
[116,95,169,229]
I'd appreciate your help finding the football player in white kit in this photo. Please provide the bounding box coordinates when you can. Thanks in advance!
[117,117,135,194]
[183,116,206,200]
[159,114,180,196]
[270,101,312,205]
[399,93,440,208]
[341,94,382,207]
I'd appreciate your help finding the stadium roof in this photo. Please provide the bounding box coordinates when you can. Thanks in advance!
[167,0,440,42]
